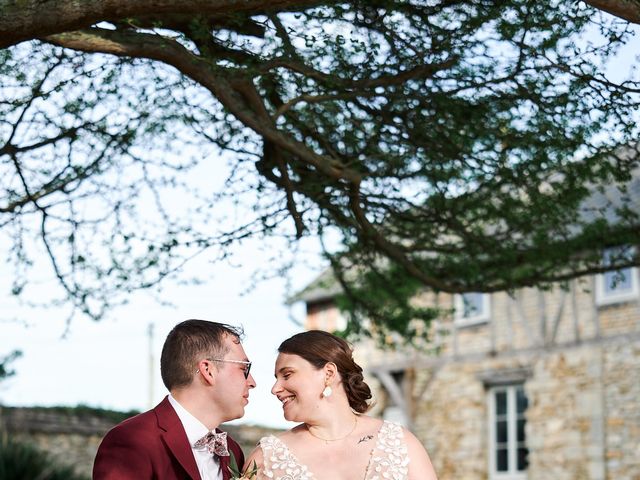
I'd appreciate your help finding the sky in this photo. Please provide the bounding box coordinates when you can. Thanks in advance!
[0,240,321,429]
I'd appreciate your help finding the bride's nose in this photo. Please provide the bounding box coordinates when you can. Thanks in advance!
[271,379,283,396]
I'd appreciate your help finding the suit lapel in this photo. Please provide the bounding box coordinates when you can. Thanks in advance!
[155,397,202,480]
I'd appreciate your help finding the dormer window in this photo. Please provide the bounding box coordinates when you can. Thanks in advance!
[455,292,490,326]
[595,247,638,306]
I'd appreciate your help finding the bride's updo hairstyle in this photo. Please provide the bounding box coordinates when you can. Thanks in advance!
[278,330,372,413]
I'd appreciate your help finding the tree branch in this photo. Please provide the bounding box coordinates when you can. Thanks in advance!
[584,0,640,24]
[44,27,362,184]
[347,183,453,292]
[259,57,458,90]
[0,0,326,49]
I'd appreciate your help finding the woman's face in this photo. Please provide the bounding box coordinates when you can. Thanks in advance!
[271,352,326,422]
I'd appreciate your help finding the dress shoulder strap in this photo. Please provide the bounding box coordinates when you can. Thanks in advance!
[259,435,313,480]
[365,421,410,480]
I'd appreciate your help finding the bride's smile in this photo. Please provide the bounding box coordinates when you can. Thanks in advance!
[278,395,296,407]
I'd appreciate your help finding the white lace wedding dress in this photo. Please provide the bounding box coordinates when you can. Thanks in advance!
[258,420,409,480]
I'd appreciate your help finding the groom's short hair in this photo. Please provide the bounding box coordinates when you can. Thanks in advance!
[160,319,243,390]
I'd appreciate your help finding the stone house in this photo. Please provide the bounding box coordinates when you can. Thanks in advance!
[293,253,640,479]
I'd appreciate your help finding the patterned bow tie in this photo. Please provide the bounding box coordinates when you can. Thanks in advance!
[193,431,230,457]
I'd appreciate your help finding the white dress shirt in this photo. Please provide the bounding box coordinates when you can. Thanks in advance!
[168,394,223,480]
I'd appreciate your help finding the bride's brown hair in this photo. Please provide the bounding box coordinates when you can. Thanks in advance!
[278,330,372,413]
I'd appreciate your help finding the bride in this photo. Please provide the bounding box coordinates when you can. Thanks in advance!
[243,330,438,480]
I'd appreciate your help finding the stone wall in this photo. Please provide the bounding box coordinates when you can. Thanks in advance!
[603,340,640,479]
[408,337,640,480]
[0,406,282,478]
[526,345,606,479]
[413,362,487,479]
[1,406,119,478]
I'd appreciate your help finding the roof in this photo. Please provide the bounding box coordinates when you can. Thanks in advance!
[287,267,342,304]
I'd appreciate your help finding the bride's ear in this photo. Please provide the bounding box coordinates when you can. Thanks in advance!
[323,361,338,382]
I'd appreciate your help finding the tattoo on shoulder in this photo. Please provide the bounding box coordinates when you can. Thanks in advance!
[357,435,374,444]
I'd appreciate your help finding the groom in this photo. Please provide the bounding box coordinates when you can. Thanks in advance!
[93,319,256,480]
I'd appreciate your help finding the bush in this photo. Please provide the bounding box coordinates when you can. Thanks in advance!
[0,436,89,480]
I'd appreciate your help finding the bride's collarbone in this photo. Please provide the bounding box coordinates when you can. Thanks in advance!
[290,439,375,476]
[307,437,373,453]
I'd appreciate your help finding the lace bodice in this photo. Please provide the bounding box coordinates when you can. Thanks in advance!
[258,420,409,480]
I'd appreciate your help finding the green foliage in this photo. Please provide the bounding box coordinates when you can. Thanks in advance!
[0,436,89,480]
[0,1,639,336]
[332,259,441,345]
[229,451,258,479]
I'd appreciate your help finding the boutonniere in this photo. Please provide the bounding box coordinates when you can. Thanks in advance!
[228,450,259,479]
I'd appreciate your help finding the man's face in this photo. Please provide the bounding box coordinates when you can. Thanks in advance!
[210,334,256,421]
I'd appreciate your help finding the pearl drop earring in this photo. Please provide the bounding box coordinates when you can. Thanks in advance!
[322,385,332,398]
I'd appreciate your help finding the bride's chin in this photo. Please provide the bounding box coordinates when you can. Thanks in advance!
[283,409,298,422]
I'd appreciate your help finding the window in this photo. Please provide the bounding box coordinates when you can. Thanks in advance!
[595,247,638,306]
[489,385,528,480]
[455,292,490,326]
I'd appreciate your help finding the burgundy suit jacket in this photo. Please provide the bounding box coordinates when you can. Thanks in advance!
[93,396,244,480]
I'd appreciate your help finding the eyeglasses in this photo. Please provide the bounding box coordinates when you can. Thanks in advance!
[207,358,252,379]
